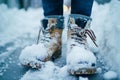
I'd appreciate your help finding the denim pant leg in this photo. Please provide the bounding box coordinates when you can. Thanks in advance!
[71,0,94,17]
[42,0,63,17]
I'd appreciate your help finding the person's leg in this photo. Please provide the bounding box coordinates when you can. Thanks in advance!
[42,0,63,16]
[71,0,94,17]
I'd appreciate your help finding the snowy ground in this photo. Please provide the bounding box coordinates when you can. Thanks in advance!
[0,0,120,80]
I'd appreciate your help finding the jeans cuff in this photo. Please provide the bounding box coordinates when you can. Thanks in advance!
[68,14,92,28]
[69,14,92,21]
[41,15,64,29]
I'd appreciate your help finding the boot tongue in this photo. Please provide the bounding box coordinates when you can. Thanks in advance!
[41,16,64,30]
[41,19,48,29]
[69,14,92,29]
[75,18,87,29]
[70,18,87,29]
[70,24,82,34]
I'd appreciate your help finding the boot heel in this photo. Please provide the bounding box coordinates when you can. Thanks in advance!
[52,49,61,61]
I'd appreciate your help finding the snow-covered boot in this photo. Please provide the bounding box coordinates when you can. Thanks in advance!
[19,16,64,68]
[67,14,97,75]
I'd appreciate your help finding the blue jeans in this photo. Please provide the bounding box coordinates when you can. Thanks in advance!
[42,0,94,17]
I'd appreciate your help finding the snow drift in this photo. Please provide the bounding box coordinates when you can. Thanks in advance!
[92,0,120,77]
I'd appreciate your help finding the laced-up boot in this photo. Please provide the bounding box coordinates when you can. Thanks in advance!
[67,14,97,75]
[19,16,64,68]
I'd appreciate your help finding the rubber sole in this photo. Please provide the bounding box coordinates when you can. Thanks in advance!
[69,68,96,76]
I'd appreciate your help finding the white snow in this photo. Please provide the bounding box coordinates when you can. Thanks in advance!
[67,46,96,71]
[97,67,102,73]
[0,0,120,80]
[91,0,120,77]
[19,44,48,68]
[103,71,117,80]
[79,77,89,80]
[0,4,43,76]
[21,61,58,80]
[21,61,77,80]
[0,4,43,46]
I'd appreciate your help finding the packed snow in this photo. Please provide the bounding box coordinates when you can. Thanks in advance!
[19,44,48,68]
[0,0,120,80]
[67,46,96,71]
[103,71,117,80]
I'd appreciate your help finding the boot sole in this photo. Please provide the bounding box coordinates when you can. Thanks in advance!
[69,68,96,75]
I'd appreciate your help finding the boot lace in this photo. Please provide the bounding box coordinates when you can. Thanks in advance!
[70,24,98,47]
[37,23,56,44]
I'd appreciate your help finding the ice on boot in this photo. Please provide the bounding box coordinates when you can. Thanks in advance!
[19,44,48,68]
[67,46,96,71]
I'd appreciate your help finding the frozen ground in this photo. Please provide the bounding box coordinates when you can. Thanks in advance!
[0,0,120,80]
